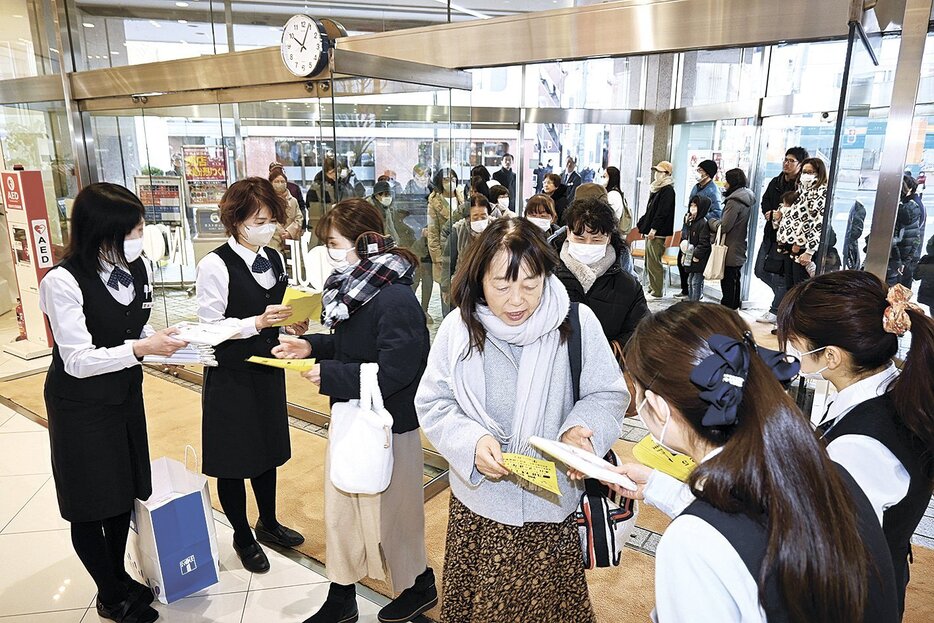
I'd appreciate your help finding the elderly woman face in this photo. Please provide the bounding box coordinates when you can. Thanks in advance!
[481,249,544,326]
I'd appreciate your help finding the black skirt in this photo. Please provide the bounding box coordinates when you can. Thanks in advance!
[201,364,290,479]
[45,382,152,523]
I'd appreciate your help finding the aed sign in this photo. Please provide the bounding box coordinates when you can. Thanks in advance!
[4,173,23,210]
[30,219,53,268]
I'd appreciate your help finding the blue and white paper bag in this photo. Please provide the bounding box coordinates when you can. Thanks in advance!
[126,452,220,604]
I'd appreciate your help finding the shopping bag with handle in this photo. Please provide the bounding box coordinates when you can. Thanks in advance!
[126,446,220,604]
[329,362,395,494]
[704,225,727,281]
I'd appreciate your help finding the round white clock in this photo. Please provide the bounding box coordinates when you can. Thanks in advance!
[280,15,331,78]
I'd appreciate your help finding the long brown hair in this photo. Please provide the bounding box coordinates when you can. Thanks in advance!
[219,177,287,240]
[451,217,569,353]
[314,198,418,267]
[778,270,934,473]
[626,302,869,623]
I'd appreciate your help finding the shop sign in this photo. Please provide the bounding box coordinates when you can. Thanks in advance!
[3,173,23,210]
[182,146,227,181]
[30,219,53,268]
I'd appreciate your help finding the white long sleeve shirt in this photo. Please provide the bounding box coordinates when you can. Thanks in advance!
[195,237,285,338]
[39,260,153,379]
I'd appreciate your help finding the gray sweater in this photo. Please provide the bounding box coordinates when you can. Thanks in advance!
[416,304,628,526]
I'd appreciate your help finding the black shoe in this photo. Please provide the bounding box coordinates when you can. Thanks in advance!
[378,568,438,623]
[96,595,159,623]
[122,577,155,608]
[303,583,359,623]
[256,519,305,547]
[233,540,270,574]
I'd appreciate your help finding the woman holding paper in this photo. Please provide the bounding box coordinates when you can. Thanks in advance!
[415,218,628,622]
[196,177,308,574]
[40,183,189,623]
[271,198,434,623]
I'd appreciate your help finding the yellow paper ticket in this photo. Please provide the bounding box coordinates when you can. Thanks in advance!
[501,453,561,496]
[273,287,323,327]
[247,356,316,372]
[632,434,697,482]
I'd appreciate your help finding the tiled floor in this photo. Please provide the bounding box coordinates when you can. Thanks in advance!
[0,404,388,623]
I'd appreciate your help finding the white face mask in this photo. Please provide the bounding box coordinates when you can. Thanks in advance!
[799,173,816,187]
[598,176,609,187]
[528,217,552,231]
[327,246,353,268]
[497,197,510,210]
[568,241,607,265]
[272,181,288,193]
[443,180,454,192]
[788,345,828,380]
[241,223,276,247]
[637,395,678,455]
[470,219,489,234]
[695,173,705,183]
[123,237,144,263]
[378,195,392,207]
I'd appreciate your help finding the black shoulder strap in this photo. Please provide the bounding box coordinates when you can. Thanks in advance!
[569,302,582,403]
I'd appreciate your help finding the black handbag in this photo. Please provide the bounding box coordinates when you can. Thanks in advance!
[764,242,786,275]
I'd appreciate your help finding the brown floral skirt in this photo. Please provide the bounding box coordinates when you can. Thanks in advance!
[441,495,597,623]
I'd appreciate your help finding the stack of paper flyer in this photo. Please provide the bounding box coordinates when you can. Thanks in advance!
[142,322,239,367]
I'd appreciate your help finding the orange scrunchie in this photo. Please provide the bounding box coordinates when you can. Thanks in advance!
[883,283,922,337]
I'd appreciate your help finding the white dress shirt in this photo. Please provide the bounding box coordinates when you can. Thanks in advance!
[650,447,767,623]
[195,237,285,338]
[820,363,910,524]
[39,259,153,379]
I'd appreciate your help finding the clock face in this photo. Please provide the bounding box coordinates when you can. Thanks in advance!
[281,15,329,77]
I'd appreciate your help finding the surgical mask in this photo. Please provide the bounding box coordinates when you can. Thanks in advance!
[378,195,392,207]
[415,175,429,186]
[528,217,552,231]
[272,181,288,193]
[470,219,489,234]
[636,396,678,454]
[497,197,510,210]
[123,236,144,263]
[568,241,607,265]
[340,169,349,180]
[242,223,276,247]
[788,345,828,380]
[443,180,454,192]
[695,173,705,183]
[327,246,353,267]
[799,173,816,187]
[598,176,608,187]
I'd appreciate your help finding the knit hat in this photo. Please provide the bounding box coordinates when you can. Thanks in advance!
[373,181,392,196]
[698,159,718,179]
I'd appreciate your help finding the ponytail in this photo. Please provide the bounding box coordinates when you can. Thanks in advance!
[891,307,934,473]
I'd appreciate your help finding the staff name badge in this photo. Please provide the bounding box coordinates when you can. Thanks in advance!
[142,284,154,309]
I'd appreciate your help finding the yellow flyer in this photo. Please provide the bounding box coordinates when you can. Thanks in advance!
[632,435,697,482]
[274,287,322,327]
[502,453,561,496]
[247,356,316,372]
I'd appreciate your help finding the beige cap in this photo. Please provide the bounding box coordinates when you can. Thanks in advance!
[652,161,673,175]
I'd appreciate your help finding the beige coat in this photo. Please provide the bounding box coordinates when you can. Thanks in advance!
[271,194,303,252]
[426,189,464,283]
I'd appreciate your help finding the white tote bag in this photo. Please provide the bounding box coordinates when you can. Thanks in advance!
[328,363,395,495]
[704,225,727,281]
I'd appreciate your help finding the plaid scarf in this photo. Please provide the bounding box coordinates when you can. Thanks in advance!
[321,234,413,328]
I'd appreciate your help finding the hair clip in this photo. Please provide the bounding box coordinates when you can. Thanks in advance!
[690,335,750,428]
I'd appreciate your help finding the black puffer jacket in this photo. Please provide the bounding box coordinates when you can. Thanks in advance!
[553,234,650,347]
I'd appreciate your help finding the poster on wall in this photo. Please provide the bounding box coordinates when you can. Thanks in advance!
[182,146,228,237]
[135,176,183,224]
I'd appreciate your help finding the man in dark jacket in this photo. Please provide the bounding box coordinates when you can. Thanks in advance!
[554,197,650,347]
[562,156,582,200]
[637,161,676,299]
[491,153,517,211]
[754,146,807,323]
[899,175,926,288]
[843,200,866,270]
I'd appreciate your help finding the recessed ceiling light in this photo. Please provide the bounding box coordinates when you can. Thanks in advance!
[178,19,188,24]
[82,22,95,28]
[176,1,189,6]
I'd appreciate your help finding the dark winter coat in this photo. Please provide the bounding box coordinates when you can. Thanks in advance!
[760,173,798,243]
[548,184,571,224]
[914,235,934,307]
[710,187,754,268]
[685,199,713,274]
[638,184,676,237]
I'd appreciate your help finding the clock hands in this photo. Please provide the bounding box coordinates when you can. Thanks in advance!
[300,24,310,48]
[289,33,307,53]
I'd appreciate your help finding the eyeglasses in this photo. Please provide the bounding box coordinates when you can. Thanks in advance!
[783,158,799,164]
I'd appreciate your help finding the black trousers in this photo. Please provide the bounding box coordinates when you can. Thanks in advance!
[720,266,742,310]
[677,250,689,295]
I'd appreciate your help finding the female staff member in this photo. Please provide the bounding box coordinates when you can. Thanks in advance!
[41,183,189,623]
[622,303,898,623]
[778,271,934,615]
[268,167,303,252]
[427,167,464,314]
[272,198,434,623]
[416,218,628,622]
[554,196,648,348]
[196,177,306,574]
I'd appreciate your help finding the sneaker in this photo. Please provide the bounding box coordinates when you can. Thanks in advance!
[645,293,663,301]
[378,568,438,623]
[756,312,777,324]
[674,292,689,299]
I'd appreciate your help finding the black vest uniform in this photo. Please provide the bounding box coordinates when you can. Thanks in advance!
[43,258,152,522]
[823,394,933,615]
[681,466,899,623]
[201,243,290,479]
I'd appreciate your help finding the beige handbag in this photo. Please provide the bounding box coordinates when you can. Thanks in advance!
[704,225,727,281]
